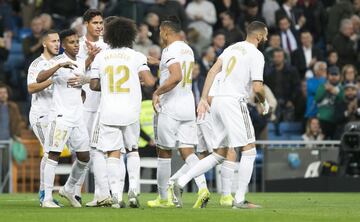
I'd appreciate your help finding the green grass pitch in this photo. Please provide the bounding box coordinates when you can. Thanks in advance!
[0,193,359,222]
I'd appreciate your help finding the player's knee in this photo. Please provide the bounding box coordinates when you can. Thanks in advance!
[76,151,90,163]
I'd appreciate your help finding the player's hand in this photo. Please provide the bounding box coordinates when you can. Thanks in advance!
[67,74,83,88]
[152,93,161,113]
[88,45,101,60]
[147,56,160,66]
[260,99,270,116]
[197,98,210,121]
[59,61,77,69]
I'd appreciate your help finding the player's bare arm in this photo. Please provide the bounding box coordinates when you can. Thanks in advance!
[152,62,182,112]
[139,70,156,87]
[90,78,101,91]
[36,61,77,83]
[197,58,222,119]
[252,81,269,115]
[28,79,53,94]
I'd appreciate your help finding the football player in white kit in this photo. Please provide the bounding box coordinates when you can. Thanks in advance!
[40,29,90,208]
[27,30,77,207]
[90,17,155,208]
[195,74,238,207]
[147,16,209,209]
[172,21,269,209]
[75,9,108,206]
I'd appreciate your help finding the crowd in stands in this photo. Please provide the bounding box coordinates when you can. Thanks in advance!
[1,0,360,142]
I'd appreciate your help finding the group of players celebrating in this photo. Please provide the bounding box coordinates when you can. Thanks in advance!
[27,9,269,209]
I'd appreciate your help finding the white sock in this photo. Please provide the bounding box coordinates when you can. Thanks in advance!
[221,160,236,196]
[157,158,171,200]
[107,157,122,200]
[185,154,208,190]
[39,152,48,191]
[74,149,95,197]
[44,158,58,202]
[235,148,256,203]
[178,152,224,188]
[126,152,140,193]
[93,149,110,200]
[64,159,88,193]
[118,155,126,201]
[170,164,189,182]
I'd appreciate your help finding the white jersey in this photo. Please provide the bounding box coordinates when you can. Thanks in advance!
[215,41,264,99]
[49,53,86,126]
[27,54,54,117]
[209,73,222,97]
[159,41,195,121]
[91,47,150,126]
[77,36,108,112]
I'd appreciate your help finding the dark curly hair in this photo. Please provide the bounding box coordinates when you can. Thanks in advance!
[104,17,137,49]
[59,29,77,42]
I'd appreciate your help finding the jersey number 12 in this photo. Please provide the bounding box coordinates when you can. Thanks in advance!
[105,65,130,93]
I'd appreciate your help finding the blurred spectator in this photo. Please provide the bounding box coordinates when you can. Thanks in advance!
[212,31,226,57]
[134,23,153,56]
[147,0,188,29]
[70,17,86,37]
[186,0,217,51]
[237,0,266,32]
[275,0,306,31]
[192,63,202,105]
[264,32,289,65]
[326,0,353,44]
[297,0,327,43]
[277,16,298,55]
[327,50,338,67]
[42,0,88,29]
[143,45,161,100]
[40,13,54,31]
[264,48,300,122]
[184,28,201,60]
[315,66,344,139]
[341,64,357,84]
[332,19,358,68]
[248,84,277,140]
[305,61,327,118]
[145,12,160,45]
[213,0,240,30]
[0,83,25,140]
[334,82,360,138]
[199,46,216,78]
[216,11,244,47]
[302,117,324,141]
[291,30,323,79]
[294,79,307,121]
[262,0,280,28]
[0,0,12,32]
[22,16,43,75]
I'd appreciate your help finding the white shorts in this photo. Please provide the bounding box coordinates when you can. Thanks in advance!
[211,97,255,148]
[29,112,48,146]
[154,113,197,150]
[97,121,140,153]
[83,110,97,135]
[197,114,214,153]
[44,119,90,153]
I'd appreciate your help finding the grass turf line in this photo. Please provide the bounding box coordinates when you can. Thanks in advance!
[0,193,359,222]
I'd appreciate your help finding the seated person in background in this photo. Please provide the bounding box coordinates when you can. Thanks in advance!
[334,83,360,139]
[302,117,324,141]
[315,66,344,139]
[341,64,357,84]
[327,50,338,67]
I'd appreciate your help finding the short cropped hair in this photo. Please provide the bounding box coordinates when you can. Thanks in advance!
[41,29,58,38]
[246,21,267,35]
[59,29,77,42]
[160,16,181,33]
[83,9,103,23]
[104,17,137,49]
